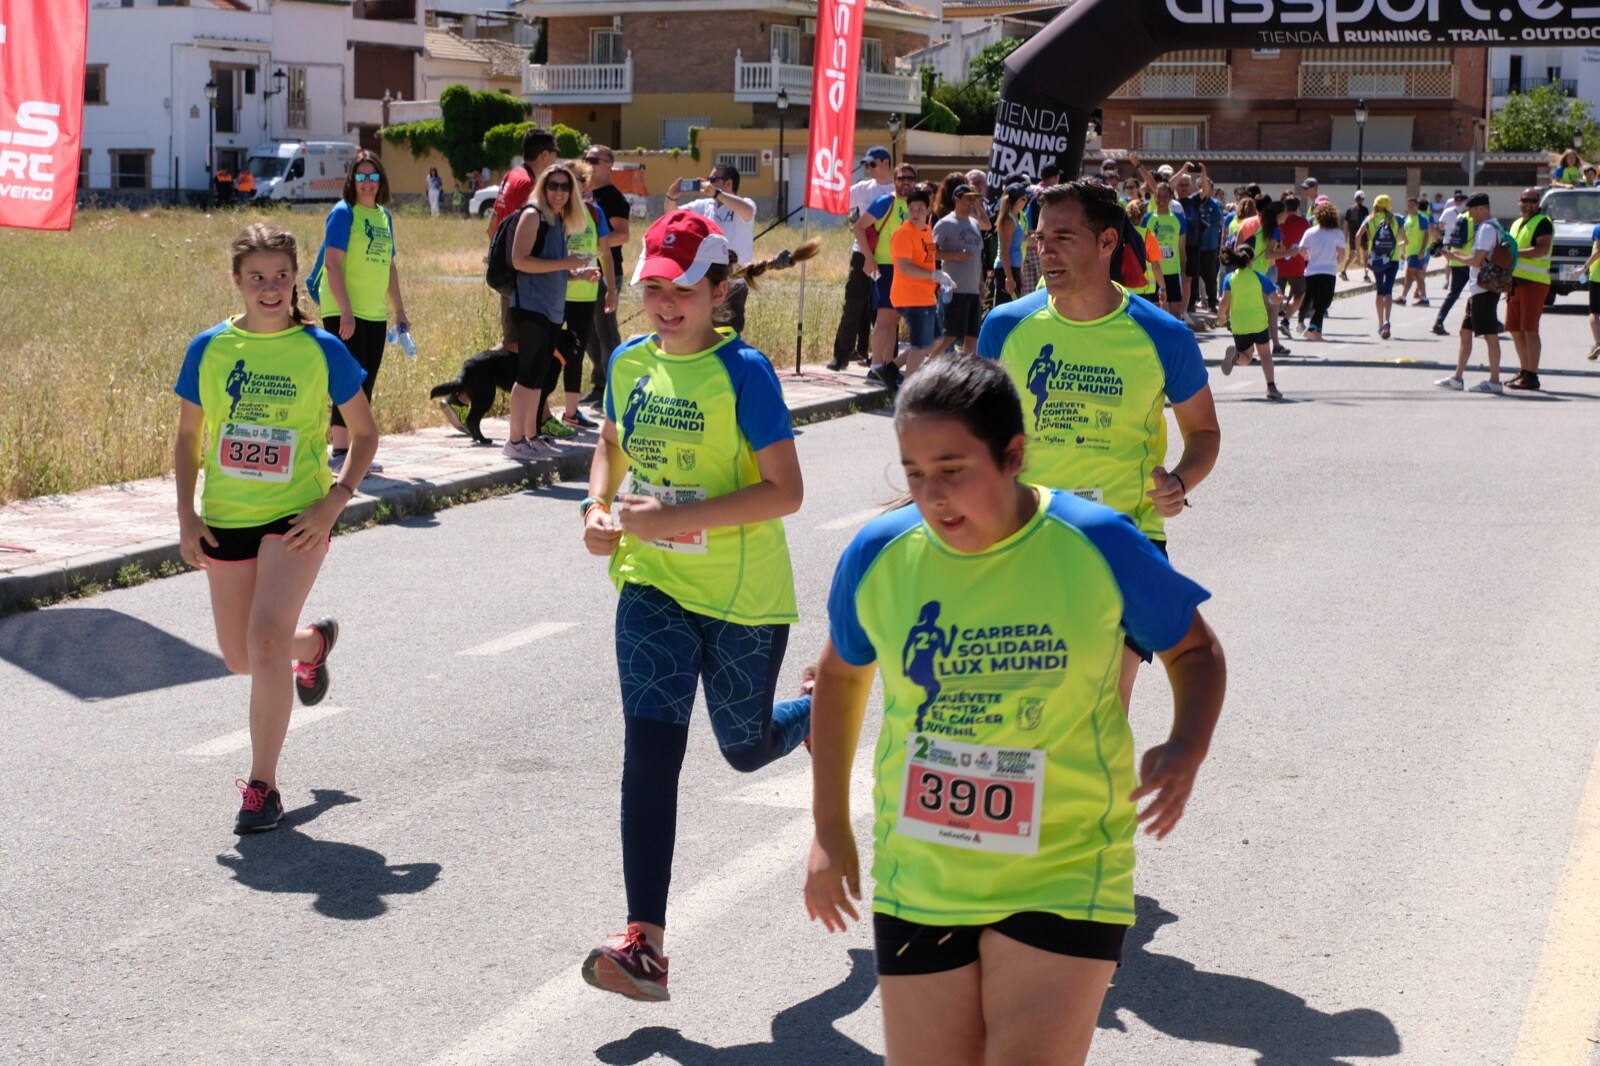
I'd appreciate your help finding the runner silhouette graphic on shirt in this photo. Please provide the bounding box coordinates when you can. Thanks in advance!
[225,360,250,417]
[363,217,382,256]
[903,601,958,732]
[1026,345,1059,430]
[620,376,651,453]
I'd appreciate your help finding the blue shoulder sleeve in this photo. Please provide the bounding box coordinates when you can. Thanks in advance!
[716,338,794,452]
[1141,212,1153,228]
[1219,272,1234,294]
[308,327,367,406]
[603,334,654,424]
[1177,214,1188,235]
[977,288,1048,362]
[592,203,611,239]
[827,504,924,666]
[866,193,894,222]
[174,322,229,404]
[1045,491,1211,655]
[324,201,353,252]
[1124,293,1209,404]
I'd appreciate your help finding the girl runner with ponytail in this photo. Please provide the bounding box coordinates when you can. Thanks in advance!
[806,355,1225,1066]
[578,211,817,1002]
[173,223,375,834]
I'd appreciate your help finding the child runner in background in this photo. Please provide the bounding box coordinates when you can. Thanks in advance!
[1125,198,1166,308]
[1353,194,1401,339]
[311,150,406,476]
[805,355,1225,1066]
[174,223,375,834]
[1396,196,1431,307]
[1218,242,1284,400]
[579,211,813,1003]
[890,183,957,380]
[1299,202,1347,342]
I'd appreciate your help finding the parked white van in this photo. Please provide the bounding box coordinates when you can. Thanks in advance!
[246,142,360,204]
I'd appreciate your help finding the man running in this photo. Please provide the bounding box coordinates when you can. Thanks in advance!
[1505,187,1554,391]
[978,179,1220,708]
[1432,192,1471,336]
[1342,191,1370,282]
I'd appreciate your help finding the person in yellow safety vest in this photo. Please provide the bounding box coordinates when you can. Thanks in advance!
[1504,187,1554,391]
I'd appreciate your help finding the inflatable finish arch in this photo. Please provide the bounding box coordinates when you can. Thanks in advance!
[993,0,1600,183]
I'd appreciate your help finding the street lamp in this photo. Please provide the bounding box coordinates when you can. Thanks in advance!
[776,87,789,219]
[888,112,902,166]
[204,78,218,207]
[262,67,288,99]
[1354,98,1368,194]
[1575,131,1584,152]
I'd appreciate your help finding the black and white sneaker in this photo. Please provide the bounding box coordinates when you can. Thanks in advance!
[234,778,284,834]
[293,618,338,707]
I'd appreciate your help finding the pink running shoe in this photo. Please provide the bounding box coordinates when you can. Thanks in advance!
[582,923,670,1002]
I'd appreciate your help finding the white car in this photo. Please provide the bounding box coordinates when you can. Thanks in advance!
[469,184,500,217]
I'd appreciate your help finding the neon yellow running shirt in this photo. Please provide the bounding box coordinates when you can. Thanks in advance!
[605,329,798,625]
[1143,210,1185,276]
[827,487,1209,926]
[978,287,1209,541]
[174,318,366,527]
[316,201,396,322]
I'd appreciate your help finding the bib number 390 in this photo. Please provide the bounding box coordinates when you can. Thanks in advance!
[218,422,296,483]
[897,734,1046,855]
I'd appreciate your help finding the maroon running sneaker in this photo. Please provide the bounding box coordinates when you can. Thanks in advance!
[582,923,670,1002]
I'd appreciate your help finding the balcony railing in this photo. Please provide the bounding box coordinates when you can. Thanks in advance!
[733,52,921,111]
[1299,61,1454,98]
[1493,77,1577,96]
[524,53,632,104]
[1111,61,1231,99]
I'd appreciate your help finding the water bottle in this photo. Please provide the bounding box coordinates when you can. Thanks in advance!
[387,323,418,359]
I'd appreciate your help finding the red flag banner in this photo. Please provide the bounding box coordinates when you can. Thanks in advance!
[804,0,862,215]
[0,0,87,231]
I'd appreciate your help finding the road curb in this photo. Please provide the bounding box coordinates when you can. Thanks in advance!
[0,382,893,613]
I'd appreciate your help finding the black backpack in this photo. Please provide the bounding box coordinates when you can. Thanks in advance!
[486,205,549,297]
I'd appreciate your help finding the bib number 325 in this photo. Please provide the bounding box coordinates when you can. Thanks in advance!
[897,734,1046,855]
[218,422,296,482]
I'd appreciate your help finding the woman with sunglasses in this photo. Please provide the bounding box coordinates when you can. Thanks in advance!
[310,150,408,475]
[504,162,594,459]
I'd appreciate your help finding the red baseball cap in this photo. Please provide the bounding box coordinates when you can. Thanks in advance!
[631,210,731,286]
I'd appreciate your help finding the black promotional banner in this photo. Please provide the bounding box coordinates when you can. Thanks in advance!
[993,0,1600,184]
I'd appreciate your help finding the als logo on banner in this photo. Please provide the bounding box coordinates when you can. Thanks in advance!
[900,600,1068,737]
[805,0,864,213]
[0,1,88,231]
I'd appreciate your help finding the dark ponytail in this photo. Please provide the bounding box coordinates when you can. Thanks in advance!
[895,354,1024,467]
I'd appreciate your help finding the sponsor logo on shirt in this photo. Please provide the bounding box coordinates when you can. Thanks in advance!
[223,359,298,422]
[902,600,1068,737]
[620,375,708,471]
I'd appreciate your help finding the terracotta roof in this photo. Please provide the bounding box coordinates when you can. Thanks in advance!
[866,0,936,15]
[425,28,489,65]
[202,0,254,10]
[467,38,528,79]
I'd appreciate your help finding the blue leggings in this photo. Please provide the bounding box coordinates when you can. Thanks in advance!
[616,583,812,927]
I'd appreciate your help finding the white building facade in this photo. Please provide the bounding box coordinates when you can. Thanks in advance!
[1488,45,1600,110]
[83,0,424,201]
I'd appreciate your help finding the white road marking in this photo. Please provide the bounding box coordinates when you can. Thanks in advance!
[458,622,577,657]
[181,705,346,757]
[427,813,822,1066]
[819,507,881,531]
[1509,735,1600,1065]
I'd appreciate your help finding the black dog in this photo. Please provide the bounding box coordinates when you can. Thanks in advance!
[430,348,516,444]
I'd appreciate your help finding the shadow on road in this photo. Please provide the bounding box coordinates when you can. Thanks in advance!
[0,606,229,700]
[1099,896,1402,1065]
[594,947,879,1065]
[217,789,442,920]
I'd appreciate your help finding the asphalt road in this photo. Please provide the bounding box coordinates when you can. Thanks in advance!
[4,292,1600,1065]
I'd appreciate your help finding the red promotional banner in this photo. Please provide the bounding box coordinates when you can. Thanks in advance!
[804,0,863,215]
[0,0,87,231]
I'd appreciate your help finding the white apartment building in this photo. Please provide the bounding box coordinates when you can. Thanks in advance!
[83,0,424,200]
[1488,46,1600,110]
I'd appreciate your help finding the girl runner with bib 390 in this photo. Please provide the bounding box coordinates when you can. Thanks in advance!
[805,355,1226,1066]
[173,223,375,834]
[579,211,816,1002]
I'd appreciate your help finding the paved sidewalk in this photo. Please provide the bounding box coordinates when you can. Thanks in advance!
[0,366,888,610]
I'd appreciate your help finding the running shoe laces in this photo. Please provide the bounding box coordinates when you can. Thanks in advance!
[236,778,267,812]
[292,659,320,686]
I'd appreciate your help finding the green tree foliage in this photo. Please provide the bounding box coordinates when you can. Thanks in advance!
[1489,80,1600,153]
[967,37,1023,92]
[552,124,590,159]
[483,122,590,170]
[443,85,529,178]
[913,67,958,135]
[933,79,999,136]
[381,119,444,159]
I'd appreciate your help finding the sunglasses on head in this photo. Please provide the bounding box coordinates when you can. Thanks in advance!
[353,172,380,183]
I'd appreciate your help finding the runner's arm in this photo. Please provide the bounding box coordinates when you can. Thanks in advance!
[173,401,216,567]
[615,439,802,541]
[284,390,376,552]
[1130,609,1226,839]
[1167,387,1221,494]
[386,261,408,331]
[1530,224,1554,261]
[583,419,629,556]
[807,639,874,931]
[895,254,941,281]
[322,247,353,320]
